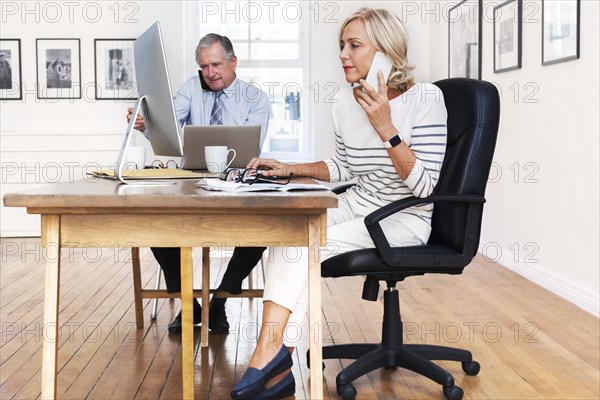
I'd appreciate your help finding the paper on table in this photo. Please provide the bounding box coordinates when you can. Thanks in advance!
[197,178,330,192]
[91,168,216,180]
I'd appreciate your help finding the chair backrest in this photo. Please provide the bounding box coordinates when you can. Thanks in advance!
[429,79,500,255]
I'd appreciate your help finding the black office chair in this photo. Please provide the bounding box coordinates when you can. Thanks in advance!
[310,78,500,400]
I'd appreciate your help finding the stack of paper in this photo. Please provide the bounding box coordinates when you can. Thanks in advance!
[197,178,330,192]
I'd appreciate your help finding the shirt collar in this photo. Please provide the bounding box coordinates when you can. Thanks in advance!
[220,77,240,100]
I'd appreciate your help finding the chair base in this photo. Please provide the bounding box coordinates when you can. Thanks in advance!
[323,343,477,399]
[310,287,479,400]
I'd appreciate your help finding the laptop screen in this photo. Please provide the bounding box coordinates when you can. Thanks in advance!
[181,125,261,170]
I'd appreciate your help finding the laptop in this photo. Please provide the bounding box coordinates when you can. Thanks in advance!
[181,125,261,171]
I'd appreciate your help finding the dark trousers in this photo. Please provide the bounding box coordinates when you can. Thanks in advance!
[150,246,266,294]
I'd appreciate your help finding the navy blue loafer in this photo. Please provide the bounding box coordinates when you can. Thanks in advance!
[231,345,292,399]
[252,371,295,400]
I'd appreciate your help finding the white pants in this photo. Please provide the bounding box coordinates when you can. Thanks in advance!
[262,194,424,346]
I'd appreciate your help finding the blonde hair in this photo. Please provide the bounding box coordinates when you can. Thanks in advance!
[339,8,414,92]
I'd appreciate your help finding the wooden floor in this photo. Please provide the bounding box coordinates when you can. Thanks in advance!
[0,238,598,400]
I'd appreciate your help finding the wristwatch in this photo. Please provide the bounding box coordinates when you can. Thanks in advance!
[383,133,403,149]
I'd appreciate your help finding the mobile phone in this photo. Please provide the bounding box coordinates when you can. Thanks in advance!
[198,69,212,91]
[364,52,393,94]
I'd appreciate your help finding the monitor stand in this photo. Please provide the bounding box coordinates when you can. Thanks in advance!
[114,96,176,186]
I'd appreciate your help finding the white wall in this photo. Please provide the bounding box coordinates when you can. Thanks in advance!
[1,1,184,235]
[430,0,599,315]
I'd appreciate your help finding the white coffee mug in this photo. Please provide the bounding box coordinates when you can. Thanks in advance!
[125,145,146,169]
[205,146,236,173]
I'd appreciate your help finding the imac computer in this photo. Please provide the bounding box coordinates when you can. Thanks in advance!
[115,21,183,184]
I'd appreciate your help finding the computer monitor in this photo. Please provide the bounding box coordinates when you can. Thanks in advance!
[114,22,183,184]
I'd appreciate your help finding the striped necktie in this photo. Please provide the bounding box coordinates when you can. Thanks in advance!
[209,91,224,125]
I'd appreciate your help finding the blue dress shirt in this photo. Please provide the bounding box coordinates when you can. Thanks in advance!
[173,76,270,149]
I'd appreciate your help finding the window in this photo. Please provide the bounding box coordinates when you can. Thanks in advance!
[184,1,313,161]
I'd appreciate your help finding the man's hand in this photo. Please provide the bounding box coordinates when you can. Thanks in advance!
[127,107,147,131]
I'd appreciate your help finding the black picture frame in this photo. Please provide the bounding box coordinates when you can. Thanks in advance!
[94,39,138,100]
[0,39,22,100]
[494,0,522,73]
[448,0,482,80]
[542,0,580,65]
[36,38,81,99]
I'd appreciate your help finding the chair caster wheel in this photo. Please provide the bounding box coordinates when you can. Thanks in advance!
[462,360,480,375]
[337,383,357,400]
[443,385,464,400]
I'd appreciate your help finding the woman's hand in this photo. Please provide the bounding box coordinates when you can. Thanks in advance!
[356,71,396,139]
[247,159,331,181]
[357,72,417,181]
[246,157,297,177]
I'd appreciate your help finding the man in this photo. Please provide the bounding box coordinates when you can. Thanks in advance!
[127,34,267,334]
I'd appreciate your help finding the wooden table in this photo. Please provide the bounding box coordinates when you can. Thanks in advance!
[3,178,337,400]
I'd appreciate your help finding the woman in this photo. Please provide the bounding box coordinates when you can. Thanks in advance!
[231,7,448,399]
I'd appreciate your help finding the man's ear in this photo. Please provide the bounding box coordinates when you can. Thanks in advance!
[230,55,238,71]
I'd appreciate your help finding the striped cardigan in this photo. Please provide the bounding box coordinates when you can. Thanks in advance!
[324,83,448,243]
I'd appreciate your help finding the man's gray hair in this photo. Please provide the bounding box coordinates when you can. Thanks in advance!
[196,33,235,64]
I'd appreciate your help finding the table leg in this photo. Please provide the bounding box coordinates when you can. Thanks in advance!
[180,247,194,400]
[201,247,210,347]
[308,215,324,399]
[41,215,61,400]
[131,247,144,328]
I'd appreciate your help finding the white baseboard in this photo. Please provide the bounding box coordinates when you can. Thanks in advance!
[482,249,600,318]
[0,231,40,238]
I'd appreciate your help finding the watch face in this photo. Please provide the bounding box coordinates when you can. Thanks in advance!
[389,134,402,147]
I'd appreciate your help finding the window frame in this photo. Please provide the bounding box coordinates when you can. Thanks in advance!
[183,0,314,162]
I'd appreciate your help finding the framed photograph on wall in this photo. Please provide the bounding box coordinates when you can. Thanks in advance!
[494,0,522,73]
[542,0,580,65]
[448,0,482,79]
[36,38,81,99]
[0,39,22,100]
[94,39,138,100]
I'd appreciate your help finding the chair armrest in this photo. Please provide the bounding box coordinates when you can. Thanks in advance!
[364,193,486,266]
[332,183,355,195]
[364,194,485,226]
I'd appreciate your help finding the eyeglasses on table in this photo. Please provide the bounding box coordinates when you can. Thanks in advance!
[222,168,293,185]
[150,159,179,169]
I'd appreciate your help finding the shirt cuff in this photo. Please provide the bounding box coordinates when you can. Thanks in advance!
[324,158,341,183]
[403,159,425,192]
